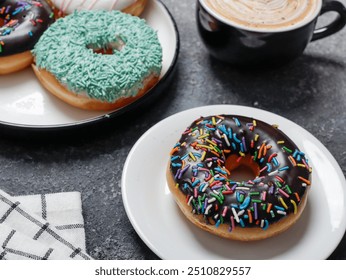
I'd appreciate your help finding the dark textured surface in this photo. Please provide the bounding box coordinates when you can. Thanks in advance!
[0,0,345,260]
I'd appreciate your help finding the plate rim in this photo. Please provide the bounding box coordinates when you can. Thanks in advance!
[0,0,180,131]
[121,104,346,260]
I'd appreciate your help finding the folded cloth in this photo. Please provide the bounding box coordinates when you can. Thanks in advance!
[0,190,92,260]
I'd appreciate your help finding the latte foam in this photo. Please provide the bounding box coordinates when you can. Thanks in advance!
[202,0,320,31]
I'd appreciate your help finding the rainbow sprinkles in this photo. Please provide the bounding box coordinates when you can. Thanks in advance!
[0,0,54,56]
[169,115,312,234]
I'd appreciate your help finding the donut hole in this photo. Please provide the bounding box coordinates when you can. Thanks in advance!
[225,154,260,182]
[87,39,125,55]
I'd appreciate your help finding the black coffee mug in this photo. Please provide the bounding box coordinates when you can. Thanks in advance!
[197,0,346,66]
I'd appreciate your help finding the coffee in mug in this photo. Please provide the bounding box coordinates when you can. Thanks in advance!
[197,0,346,65]
[203,0,320,30]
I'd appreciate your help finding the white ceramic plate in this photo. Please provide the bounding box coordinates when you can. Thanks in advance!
[122,105,346,260]
[0,0,179,129]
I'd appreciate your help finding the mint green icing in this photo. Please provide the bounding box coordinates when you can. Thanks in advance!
[32,10,162,102]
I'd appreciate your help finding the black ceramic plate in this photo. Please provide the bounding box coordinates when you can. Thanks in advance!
[0,0,179,131]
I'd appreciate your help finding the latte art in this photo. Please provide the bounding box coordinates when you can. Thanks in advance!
[203,0,320,30]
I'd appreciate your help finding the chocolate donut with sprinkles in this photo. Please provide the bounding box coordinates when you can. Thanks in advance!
[0,0,54,74]
[167,115,312,241]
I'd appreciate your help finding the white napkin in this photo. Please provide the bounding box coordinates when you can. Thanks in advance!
[0,190,92,260]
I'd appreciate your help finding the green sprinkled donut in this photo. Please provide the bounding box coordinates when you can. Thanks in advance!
[32,10,162,110]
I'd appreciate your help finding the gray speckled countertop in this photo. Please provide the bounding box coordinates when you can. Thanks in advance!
[0,0,345,260]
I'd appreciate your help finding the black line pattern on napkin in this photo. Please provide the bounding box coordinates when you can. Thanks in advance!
[70,248,82,258]
[56,223,84,230]
[45,228,90,260]
[0,193,91,260]
[42,248,54,260]
[41,194,47,220]
[1,230,16,261]
[0,201,20,223]
[4,248,44,260]
[0,250,7,260]
[2,230,16,248]
[33,222,50,240]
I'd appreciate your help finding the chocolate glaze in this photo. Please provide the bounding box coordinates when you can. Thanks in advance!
[0,0,54,56]
[169,115,312,231]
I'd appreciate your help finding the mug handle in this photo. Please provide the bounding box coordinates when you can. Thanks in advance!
[311,1,346,41]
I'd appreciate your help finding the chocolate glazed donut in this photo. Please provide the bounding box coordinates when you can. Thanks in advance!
[167,115,312,241]
[0,0,54,74]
